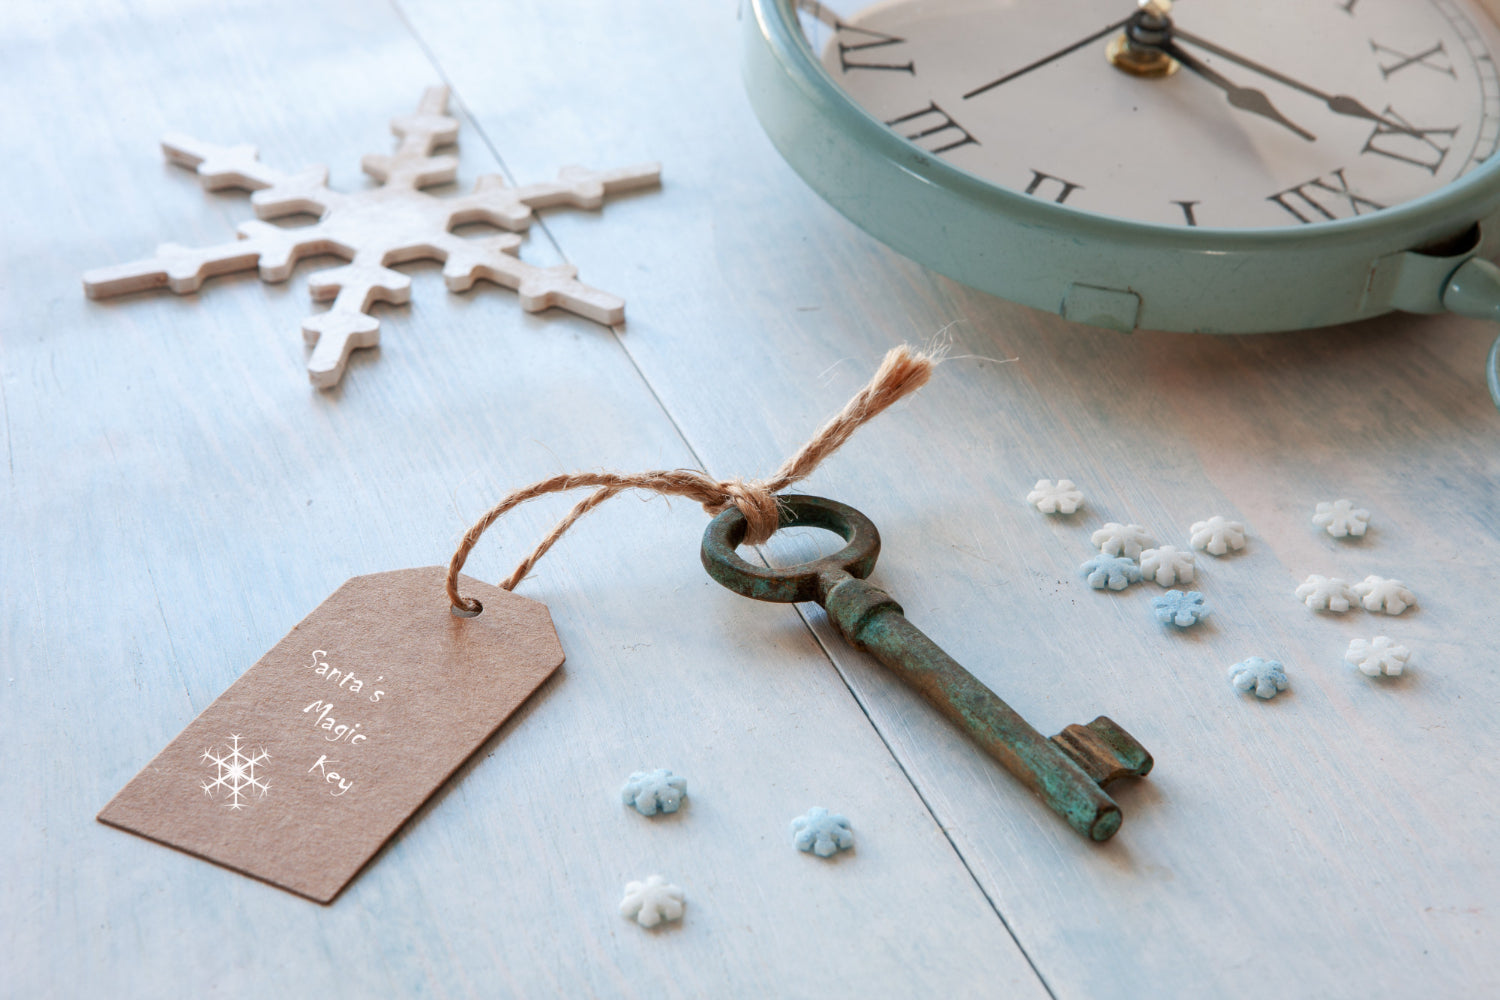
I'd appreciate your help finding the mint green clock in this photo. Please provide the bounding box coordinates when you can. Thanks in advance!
[743,0,1500,406]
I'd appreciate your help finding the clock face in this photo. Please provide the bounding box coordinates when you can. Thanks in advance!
[808,0,1500,229]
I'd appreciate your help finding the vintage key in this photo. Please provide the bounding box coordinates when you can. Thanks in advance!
[701,495,1153,841]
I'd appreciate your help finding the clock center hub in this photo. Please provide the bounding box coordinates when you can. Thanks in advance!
[1108,0,1180,78]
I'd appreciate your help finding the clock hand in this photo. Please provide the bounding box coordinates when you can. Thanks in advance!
[1104,3,1318,141]
[963,16,1133,100]
[1157,39,1317,141]
[1171,27,1420,136]
[963,0,1323,149]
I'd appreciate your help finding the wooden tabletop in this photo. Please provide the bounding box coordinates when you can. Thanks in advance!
[5,1,1498,996]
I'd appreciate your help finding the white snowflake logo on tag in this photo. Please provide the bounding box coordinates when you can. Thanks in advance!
[200,735,271,809]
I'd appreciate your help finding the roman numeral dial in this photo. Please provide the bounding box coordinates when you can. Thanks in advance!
[1361,108,1459,173]
[835,24,915,75]
[1269,168,1385,223]
[1371,39,1457,80]
[814,0,1500,230]
[884,102,979,155]
[1024,170,1084,203]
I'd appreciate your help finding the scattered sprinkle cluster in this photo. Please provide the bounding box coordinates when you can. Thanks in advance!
[1038,482,1228,606]
[1292,500,1415,683]
[1026,480,1419,700]
[615,769,858,927]
[1298,574,1414,616]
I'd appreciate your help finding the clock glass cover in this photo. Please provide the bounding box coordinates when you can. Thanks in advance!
[805,0,1500,229]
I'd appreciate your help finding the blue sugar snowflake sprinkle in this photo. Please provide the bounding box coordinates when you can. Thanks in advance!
[1228,657,1288,700]
[1152,590,1211,628]
[790,807,853,858]
[1081,554,1142,591]
[621,768,687,816]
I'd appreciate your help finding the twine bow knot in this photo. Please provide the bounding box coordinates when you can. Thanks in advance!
[705,476,783,545]
[446,345,938,612]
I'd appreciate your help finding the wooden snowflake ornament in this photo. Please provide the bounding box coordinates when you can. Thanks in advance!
[83,86,661,388]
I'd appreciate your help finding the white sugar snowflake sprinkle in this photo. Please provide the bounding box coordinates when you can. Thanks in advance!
[1026,479,1084,514]
[1313,499,1370,539]
[1139,545,1195,586]
[200,735,270,809]
[1091,522,1155,559]
[619,875,684,928]
[1229,657,1288,700]
[1189,515,1246,556]
[84,86,660,388]
[1295,574,1357,613]
[1352,576,1416,615]
[1344,636,1411,677]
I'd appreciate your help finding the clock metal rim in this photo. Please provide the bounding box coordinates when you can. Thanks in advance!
[750,0,1500,248]
[745,0,1500,334]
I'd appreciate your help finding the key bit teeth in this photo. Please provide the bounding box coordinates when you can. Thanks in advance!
[1051,716,1154,785]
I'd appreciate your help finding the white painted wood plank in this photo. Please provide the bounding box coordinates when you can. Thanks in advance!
[399,0,1500,995]
[0,3,1047,997]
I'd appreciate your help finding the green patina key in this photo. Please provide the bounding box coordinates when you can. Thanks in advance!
[701,495,1153,841]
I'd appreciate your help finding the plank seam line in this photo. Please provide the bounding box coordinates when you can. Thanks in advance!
[391,0,582,270]
[394,8,1055,994]
[792,602,1060,1000]
[1,360,12,481]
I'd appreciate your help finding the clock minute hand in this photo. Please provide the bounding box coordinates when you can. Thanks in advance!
[1171,27,1417,136]
[963,16,1133,100]
[1159,40,1317,142]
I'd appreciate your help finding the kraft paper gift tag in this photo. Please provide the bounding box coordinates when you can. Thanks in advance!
[99,566,563,903]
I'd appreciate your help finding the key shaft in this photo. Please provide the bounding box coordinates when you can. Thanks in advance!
[821,572,1133,841]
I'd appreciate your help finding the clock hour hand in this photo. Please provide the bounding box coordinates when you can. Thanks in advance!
[1172,28,1419,136]
[1159,40,1317,142]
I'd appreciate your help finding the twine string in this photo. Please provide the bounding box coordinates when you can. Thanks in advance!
[445,344,937,613]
